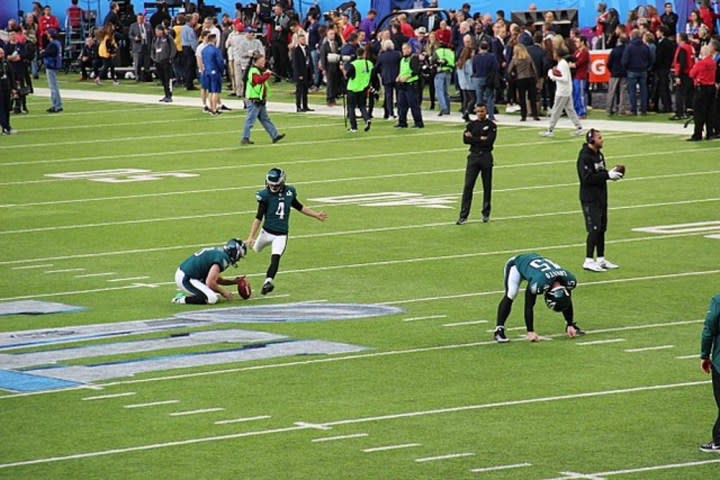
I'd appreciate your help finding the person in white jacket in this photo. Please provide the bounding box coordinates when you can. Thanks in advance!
[540,48,583,137]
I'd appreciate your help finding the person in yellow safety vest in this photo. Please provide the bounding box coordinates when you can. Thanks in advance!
[433,40,455,116]
[241,54,285,145]
[394,43,424,128]
[345,47,374,132]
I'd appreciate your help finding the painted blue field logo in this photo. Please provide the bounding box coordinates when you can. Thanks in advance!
[176,303,405,323]
[0,303,402,393]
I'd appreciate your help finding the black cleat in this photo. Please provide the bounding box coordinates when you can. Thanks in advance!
[699,442,720,453]
[456,217,467,225]
[272,133,285,144]
[493,327,509,343]
[261,281,274,295]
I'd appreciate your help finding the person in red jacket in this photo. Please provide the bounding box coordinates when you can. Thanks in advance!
[688,43,718,141]
[671,33,696,120]
[570,36,590,118]
[699,0,717,35]
[37,6,60,49]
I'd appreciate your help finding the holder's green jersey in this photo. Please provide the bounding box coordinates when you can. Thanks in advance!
[514,253,577,295]
[179,248,231,280]
[255,185,302,235]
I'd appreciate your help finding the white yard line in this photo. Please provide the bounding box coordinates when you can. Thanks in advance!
[470,462,532,473]
[214,415,271,425]
[1,199,718,263]
[415,452,475,463]
[82,392,136,401]
[576,339,626,346]
[124,400,179,409]
[11,264,54,270]
[311,433,368,443]
[542,458,720,479]
[75,272,117,278]
[44,268,85,274]
[0,381,708,468]
[442,320,489,327]
[169,408,224,417]
[106,276,149,283]
[675,354,698,360]
[402,315,447,322]
[362,443,421,453]
[3,168,718,214]
[624,345,674,353]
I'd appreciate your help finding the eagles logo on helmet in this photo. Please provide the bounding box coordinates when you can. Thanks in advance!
[266,167,286,192]
[224,238,247,265]
[544,285,571,312]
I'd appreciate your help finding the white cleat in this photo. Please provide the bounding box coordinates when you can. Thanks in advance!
[598,259,619,269]
[583,259,607,272]
[539,130,554,137]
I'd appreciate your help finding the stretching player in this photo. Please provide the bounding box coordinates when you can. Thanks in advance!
[493,253,585,343]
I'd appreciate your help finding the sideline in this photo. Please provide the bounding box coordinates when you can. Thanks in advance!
[31,88,690,136]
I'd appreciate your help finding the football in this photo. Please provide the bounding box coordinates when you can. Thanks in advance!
[615,164,626,175]
[551,68,561,77]
[236,276,252,299]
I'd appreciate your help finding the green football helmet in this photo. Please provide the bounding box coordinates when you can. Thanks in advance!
[266,168,286,192]
[544,285,571,312]
[224,238,247,265]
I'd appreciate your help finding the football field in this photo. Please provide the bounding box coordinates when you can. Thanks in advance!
[1,90,720,479]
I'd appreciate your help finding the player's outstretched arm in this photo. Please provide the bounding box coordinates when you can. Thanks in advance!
[246,218,261,248]
[301,206,327,221]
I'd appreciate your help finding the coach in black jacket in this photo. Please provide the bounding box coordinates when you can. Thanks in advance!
[457,103,496,225]
[577,129,623,272]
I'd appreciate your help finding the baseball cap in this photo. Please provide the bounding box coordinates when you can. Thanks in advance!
[415,26,427,35]
[233,18,244,31]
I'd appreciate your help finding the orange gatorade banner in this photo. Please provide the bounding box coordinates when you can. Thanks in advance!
[589,49,611,83]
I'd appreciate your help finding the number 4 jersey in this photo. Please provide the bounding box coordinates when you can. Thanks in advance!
[255,185,303,235]
[514,253,577,295]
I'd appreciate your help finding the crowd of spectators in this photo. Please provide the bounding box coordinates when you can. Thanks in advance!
[0,1,719,138]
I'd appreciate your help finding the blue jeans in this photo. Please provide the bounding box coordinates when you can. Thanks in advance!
[46,69,62,110]
[474,77,495,120]
[434,71,451,113]
[626,70,648,114]
[242,101,278,141]
[572,79,586,116]
[310,48,320,87]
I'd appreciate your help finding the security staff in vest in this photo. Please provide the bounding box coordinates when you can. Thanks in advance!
[395,43,424,128]
[433,40,455,116]
[345,47,374,133]
[241,54,285,145]
[456,103,496,225]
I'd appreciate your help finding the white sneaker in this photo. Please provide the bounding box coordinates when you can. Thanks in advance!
[598,259,619,269]
[539,130,554,137]
[583,259,606,272]
[571,128,584,136]
[506,105,520,113]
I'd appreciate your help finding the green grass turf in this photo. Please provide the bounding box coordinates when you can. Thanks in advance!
[0,85,719,479]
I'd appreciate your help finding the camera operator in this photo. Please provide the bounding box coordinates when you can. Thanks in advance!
[271,3,291,81]
[345,46,374,132]
[319,27,343,106]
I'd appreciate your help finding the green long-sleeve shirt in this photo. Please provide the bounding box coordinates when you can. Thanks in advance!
[701,294,720,371]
